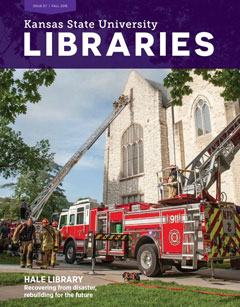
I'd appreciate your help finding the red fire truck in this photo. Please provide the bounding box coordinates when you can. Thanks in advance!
[23,94,240,276]
[57,114,240,276]
[58,196,240,276]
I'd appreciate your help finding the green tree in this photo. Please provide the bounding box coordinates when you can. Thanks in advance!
[0,124,54,178]
[0,69,56,124]
[14,161,69,221]
[163,69,240,106]
[0,69,56,179]
[0,197,18,220]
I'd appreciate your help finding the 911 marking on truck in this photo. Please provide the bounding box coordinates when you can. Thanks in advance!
[165,213,183,224]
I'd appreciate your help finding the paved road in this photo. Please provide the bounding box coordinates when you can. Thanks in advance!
[0,257,240,301]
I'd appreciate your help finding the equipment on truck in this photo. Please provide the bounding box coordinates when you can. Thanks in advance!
[57,114,240,276]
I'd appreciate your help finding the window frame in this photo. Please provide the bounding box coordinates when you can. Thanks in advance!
[194,98,211,137]
[76,207,85,225]
[121,124,144,178]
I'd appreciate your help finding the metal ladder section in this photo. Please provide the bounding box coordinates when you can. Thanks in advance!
[30,95,130,220]
[182,113,240,193]
[181,205,201,269]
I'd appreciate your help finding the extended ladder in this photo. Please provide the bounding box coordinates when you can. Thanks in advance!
[182,113,240,194]
[30,95,130,220]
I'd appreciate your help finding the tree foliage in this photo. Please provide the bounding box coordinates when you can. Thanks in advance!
[0,123,54,178]
[0,69,56,124]
[0,69,56,179]
[0,197,18,220]
[14,161,69,221]
[163,69,240,106]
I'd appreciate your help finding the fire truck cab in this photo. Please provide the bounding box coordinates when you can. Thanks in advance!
[58,198,98,263]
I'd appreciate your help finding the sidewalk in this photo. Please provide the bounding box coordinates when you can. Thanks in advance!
[0,264,240,301]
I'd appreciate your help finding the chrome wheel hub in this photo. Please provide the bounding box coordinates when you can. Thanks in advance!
[67,246,73,259]
[140,251,152,269]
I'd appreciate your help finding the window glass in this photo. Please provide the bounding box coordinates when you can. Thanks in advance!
[195,107,203,136]
[77,212,84,225]
[139,140,144,173]
[128,127,132,143]
[203,105,211,134]
[134,195,139,202]
[133,143,138,175]
[123,147,127,177]
[128,195,134,203]
[69,214,75,226]
[122,197,127,204]
[121,194,144,204]
[128,145,133,176]
[59,215,67,229]
[121,124,143,177]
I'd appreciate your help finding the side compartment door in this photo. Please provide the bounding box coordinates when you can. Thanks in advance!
[95,212,108,255]
[108,211,124,256]
[74,207,87,252]
[161,208,185,254]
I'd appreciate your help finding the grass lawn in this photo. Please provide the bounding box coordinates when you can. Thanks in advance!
[0,253,19,265]
[208,261,231,269]
[0,272,54,286]
[0,280,239,307]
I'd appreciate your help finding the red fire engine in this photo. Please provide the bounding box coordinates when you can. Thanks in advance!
[57,113,240,276]
[24,93,240,276]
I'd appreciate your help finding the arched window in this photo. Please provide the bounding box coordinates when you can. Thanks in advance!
[195,99,211,137]
[122,124,144,177]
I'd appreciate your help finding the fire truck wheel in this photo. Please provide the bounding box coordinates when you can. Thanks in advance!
[137,244,160,277]
[65,241,76,264]
[174,263,198,273]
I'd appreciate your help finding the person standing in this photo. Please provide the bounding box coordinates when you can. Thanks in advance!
[167,166,178,198]
[20,198,28,220]
[0,222,11,253]
[18,218,36,268]
[40,218,55,269]
[50,221,62,268]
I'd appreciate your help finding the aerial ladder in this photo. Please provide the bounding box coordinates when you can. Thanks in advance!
[181,113,240,200]
[30,95,130,220]
[157,113,240,201]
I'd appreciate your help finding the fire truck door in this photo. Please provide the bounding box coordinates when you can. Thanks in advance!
[96,212,108,253]
[161,209,185,254]
[108,211,124,254]
[59,213,68,251]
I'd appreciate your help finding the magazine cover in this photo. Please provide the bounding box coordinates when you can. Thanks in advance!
[0,1,240,306]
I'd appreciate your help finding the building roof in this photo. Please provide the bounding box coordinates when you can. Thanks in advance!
[145,78,172,106]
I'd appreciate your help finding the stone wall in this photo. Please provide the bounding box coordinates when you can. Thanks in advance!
[166,73,240,204]
[103,71,240,205]
[103,71,166,204]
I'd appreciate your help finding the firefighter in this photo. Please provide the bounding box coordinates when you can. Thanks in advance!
[18,218,36,268]
[0,222,11,253]
[51,221,62,268]
[167,166,178,198]
[40,218,55,269]
[20,198,28,220]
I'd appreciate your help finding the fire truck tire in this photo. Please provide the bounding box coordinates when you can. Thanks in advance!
[174,263,198,273]
[65,241,76,264]
[137,244,160,277]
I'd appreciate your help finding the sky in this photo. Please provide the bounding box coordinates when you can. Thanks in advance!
[0,69,170,204]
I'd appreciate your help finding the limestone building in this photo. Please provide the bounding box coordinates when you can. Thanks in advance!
[103,71,240,205]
